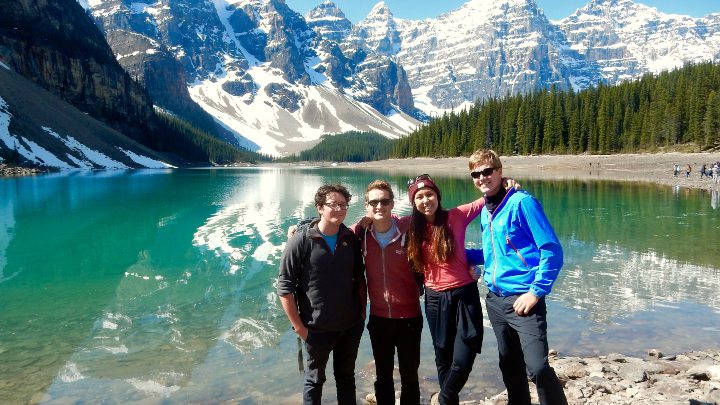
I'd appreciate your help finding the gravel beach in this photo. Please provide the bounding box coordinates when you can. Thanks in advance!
[348,152,720,190]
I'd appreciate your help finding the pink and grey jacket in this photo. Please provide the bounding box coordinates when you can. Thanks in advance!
[351,217,422,319]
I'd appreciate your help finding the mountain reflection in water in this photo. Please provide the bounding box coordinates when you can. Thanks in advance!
[0,169,717,404]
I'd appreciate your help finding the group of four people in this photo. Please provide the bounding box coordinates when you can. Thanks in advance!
[277,149,567,405]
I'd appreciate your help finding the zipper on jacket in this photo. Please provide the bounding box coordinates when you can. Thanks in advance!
[370,224,401,318]
[381,248,391,318]
[490,221,499,290]
[506,235,529,268]
[488,190,513,291]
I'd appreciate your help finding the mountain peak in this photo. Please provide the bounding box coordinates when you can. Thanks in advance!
[306,0,348,21]
[369,2,393,17]
[455,0,537,19]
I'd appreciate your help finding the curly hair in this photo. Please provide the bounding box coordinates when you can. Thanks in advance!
[314,184,352,207]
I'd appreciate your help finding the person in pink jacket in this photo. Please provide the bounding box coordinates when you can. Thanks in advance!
[406,174,486,405]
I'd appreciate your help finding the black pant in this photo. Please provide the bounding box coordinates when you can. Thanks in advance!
[425,284,482,405]
[303,321,365,405]
[367,315,423,405]
[485,293,567,405]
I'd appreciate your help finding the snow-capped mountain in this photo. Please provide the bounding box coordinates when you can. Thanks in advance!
[557,0,720,83]
[84,0,420,156]
[348,0,603,115]
[0,65,172,170]
[79,0,720,156]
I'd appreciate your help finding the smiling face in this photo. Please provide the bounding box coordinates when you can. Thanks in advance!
[365,188,394,223]
[316,191,348,227]
[472,162,503,197]
[413,188,438,220]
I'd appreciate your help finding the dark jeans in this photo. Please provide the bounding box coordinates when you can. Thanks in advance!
[425,284,483,405]
[303,320,365,405]
[367,315,423,405]
[485,292,567,405]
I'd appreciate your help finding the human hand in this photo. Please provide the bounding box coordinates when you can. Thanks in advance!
[293,324,309,341]
[468,266,481,281]
[358,215,372,229]
[287,225,298,239]
[512,292,538,316]
[502,177,521,190]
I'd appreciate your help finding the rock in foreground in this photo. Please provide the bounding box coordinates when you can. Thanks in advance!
[480,349,720,405]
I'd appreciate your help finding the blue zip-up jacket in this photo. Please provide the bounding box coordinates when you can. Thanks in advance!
[479,188,563,298]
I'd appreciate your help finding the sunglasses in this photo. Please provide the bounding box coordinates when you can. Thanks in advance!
[367,198,392,207]
[407,174,431,186]
[470,167,497,179]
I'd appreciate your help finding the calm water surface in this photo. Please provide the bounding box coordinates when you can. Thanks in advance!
[1,168,718,404]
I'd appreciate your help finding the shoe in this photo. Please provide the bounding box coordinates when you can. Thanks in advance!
[365,393,377,404]
[430,392,440,405]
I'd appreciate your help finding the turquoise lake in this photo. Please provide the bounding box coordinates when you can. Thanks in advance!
[1,168,719,404]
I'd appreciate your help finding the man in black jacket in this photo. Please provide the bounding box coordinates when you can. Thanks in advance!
[277,184,366,405]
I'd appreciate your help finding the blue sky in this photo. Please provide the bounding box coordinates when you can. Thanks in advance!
[284,0,719,22]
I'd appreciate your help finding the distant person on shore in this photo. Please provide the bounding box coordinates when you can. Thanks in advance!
[686,164,692,178]
[406,174,486,404]
[277,184,366,405]
[713,163,720,184]
[674,164,680,177]
[701,164,707,179]
[468,149,568,405]
[352,180,423,405]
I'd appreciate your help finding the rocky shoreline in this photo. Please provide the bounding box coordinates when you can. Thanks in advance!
[474,349,720,405]
[0,163,45,177]
[349,152,720,191]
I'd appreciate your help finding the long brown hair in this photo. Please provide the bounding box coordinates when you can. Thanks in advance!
[407,203,455,272]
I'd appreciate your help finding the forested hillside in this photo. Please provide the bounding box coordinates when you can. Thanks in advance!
[282,132,394,162]
[157,114,271,165]
[393,62,720,158]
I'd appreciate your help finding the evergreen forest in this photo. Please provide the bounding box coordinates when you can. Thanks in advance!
[393,62,720,158]
[281,131,394,162]
[157,113,271,164]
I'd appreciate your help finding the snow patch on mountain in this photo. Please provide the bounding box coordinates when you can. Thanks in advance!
[188,65,417,156]
[1,95,172,170]
[558,0,720,82]
[119,148,174,168]
[352,0,601,115]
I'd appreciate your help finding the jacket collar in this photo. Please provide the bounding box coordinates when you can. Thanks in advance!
[489,188,516,219]
[308,220,352,240]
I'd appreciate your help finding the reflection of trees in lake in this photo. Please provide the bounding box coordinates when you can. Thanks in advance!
[528,179,719,268]
[555,238,720,323]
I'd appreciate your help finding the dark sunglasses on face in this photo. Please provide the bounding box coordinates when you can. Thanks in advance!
[367,198,392,207]
[407,173,431,186]
[470,167,497,179]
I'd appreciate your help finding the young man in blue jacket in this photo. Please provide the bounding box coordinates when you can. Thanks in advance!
[468,149,567,405]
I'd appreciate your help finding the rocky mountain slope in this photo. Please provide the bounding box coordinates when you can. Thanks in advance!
[0,0,178,168]
[81,0,720,156]
[82,0,420,156]
[558,0,720,83]
[0,63,171,169]
[6,0,720,161]
[350,0,602,115]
